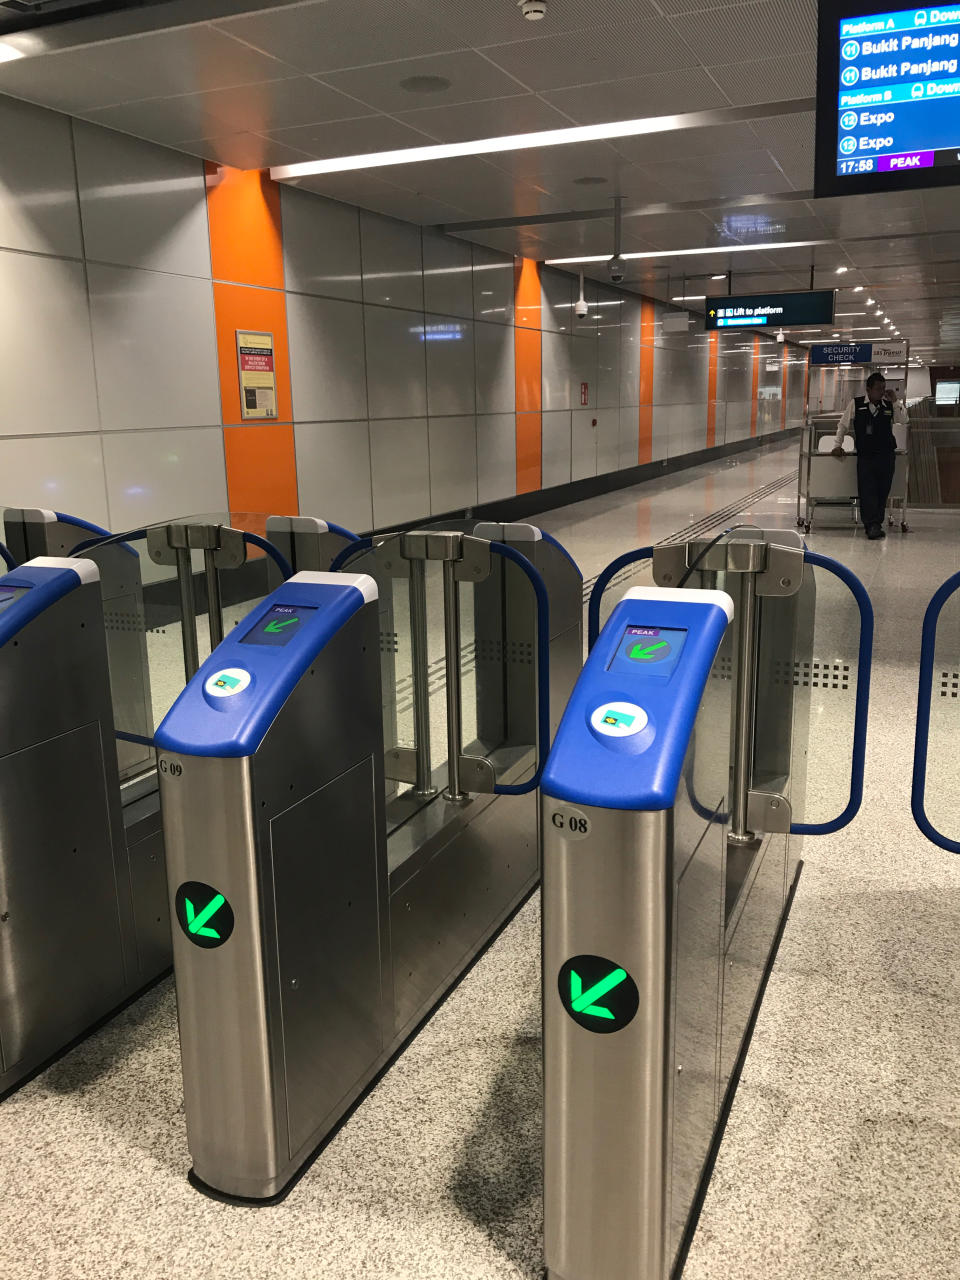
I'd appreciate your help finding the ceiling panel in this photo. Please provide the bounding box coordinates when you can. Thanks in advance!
[84,74,369,142]
[479,14,700,91]
[706,52,815,105]
[408,0,662,47]
[384,156,551,219]
[72,25,298,98]
[319,50,525,114]
[394,93,574,143]
[266,114,434,158]
[0,46,144,111]
[292,169,466,223]
[177,131,313,169]
[214,0,466,74]
[539,67,730,122]
[491,140,628,183]
[613,121,765,165]
[679,0,817,63]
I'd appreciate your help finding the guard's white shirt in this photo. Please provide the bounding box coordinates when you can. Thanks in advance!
[834,396,908,447]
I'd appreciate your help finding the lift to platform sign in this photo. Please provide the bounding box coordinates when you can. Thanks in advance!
[175,881,234,948]
[236,330,278,420]
[558,955,639,1033]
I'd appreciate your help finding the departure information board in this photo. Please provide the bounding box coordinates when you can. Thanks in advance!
[704,290,835,330]
[816,1,960,195]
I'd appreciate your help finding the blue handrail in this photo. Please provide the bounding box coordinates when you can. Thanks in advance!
[587,546,655,651]
[55,512,139,558]
[329,537,373,573]
[911,570,960,854]
[790,549,874,835]
[71,528,148,557]
[0,540,16,571]
[325,520,360,543]
[538,529,583,580]
[241,531,292,580]
[489,541,551,796]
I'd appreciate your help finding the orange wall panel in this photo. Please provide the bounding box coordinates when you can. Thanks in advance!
[224,424,299,529]
[514,257,542,329]
[638,298,655,464]
[515,325,542,414]
[206,165,284,290]
[516,412,542,495]
[213,282,292,429]
[706,330,719,448]
[750,335,761,437]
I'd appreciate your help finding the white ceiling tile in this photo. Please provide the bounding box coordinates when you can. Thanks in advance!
[266,114,434,158]
[394,94,574,142]
[679,0,817,63]
[481,16,701,90]
[177,133,315,169]
[540,68,730,123]
[319,50,525,114]
[0,49,142,112]
[707,52,815,104]
[215,0,465,73]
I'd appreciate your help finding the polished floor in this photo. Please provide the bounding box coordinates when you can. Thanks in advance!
[3,437,960,1279]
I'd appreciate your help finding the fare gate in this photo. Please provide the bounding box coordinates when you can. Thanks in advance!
[544,529,874,1280]
[156,525,582,1201]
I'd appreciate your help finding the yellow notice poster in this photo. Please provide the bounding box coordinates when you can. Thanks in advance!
[236,330,278,419]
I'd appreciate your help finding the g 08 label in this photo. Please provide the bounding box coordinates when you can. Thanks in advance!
[549,807,592,840]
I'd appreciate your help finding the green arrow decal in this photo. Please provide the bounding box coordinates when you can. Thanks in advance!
[265,618,297,633]
[184,893,225,939]
[570,968,625,1019]
[630,641,667,660]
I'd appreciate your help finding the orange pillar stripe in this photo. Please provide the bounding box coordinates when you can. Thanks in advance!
[514,258,542,494]
[638,297,655,465]
[205,164,298,527]
[781,346,789,430]
[750,335,760,437]
[706,330,719,449]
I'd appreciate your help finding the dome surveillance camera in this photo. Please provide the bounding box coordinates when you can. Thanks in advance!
[518,0,547,18]
[575,298,589,318]
[776,328,785,343]
[607,255,625,284]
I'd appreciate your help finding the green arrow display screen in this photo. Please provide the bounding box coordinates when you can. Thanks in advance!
[240,604,317,648]
[175,881,235,949]
[558,955,640,1033]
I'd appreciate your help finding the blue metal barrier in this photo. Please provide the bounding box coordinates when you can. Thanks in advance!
[911,570,960,854]
[329,536,373,573]
[0,540,16,571]
[587,546,655,651]
[790,549,874,835]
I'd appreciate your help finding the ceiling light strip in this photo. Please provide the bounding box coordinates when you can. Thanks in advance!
[270,98,816,180]
[545,240,830,265]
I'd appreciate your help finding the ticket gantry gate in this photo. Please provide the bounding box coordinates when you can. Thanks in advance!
[0,558,148,1096]
[156,528,576,1201]
[545,529,875,1280]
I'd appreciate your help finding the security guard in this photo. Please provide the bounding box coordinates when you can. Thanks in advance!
[832,370,908,539]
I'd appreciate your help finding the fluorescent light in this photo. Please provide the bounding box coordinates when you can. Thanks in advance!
[711,274,726,280]
[835,265,848,274]
[672,294,706,300]
[853,286,864,292]
[836,311,866,316]
[270,106,783,178]
[0,42,24,63]
[545,239,827,265]
[866,297,875,304]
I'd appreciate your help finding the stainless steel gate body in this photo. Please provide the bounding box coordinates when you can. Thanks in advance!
[0,558,157,1095]
[544,531,810,1280]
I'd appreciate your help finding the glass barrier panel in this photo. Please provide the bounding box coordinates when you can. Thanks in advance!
[785,557,861,829]
[922,589,960,843]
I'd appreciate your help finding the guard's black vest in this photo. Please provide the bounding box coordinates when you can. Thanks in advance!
[851,395,896,456]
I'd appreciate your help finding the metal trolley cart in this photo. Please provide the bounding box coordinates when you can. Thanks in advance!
[796,413,910,534]
[545,529,874,1280]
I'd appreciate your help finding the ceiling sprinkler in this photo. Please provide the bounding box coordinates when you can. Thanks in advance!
[518,0,547,18]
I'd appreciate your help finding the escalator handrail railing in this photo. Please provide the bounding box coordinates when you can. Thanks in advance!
[0,540,16,572]
[489,541,551,796]
[911,569,960,854]
[790,549,874,835]
[587,546,655,651]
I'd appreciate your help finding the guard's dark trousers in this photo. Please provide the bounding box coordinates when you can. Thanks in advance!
[857,451,895,529]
